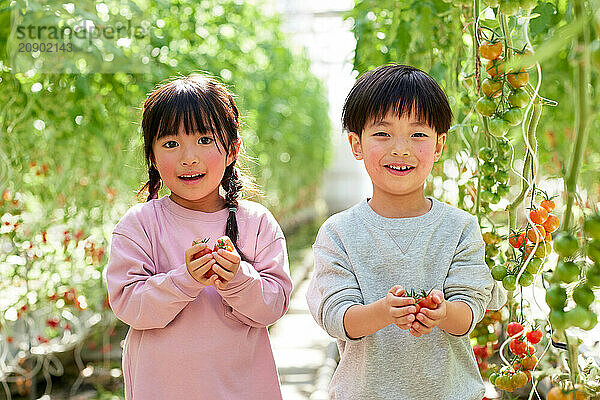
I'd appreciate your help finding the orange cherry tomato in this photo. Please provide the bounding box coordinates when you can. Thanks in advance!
[486,57,505,78]
[480,40,503,60]
[507,69,529,89]
[543,214,560,233]
[530,207,549,224]
[527,225,546,243]
[540,199,555,212]
[509,232,527,248]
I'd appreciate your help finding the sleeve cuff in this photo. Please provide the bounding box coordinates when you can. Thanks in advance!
[216,261,259,294]
[325,298,364,342]
[169,263,205,298]
[447,296,482,337]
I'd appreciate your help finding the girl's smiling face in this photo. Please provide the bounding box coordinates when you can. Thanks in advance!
[152,123,239,212]
[348,111,446,215]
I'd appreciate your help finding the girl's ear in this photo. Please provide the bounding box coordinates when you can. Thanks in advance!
[348,132,363,160]
[226,138,242,167]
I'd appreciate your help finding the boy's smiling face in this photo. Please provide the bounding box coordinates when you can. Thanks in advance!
[348,111,446,216]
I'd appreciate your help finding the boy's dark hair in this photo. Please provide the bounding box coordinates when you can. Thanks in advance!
[139,73,255,259]
[342,64,452,137]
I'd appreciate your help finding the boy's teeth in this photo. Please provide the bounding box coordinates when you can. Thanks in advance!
[389,165,413,171]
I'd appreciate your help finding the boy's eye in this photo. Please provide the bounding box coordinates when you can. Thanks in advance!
[163,140,178,148]
[373,131,390,137]
[199,136,213,145]
[413,132,428,137]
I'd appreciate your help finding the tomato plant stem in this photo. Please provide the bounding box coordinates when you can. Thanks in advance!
[562,0,592,232]
[507,103,542,230]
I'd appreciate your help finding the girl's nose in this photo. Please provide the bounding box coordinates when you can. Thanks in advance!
[181,148,199,165]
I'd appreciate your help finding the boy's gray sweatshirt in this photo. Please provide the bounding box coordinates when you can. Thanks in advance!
[305,197,506,400]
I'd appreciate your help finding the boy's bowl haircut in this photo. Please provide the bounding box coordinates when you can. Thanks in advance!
[342,64,452,137]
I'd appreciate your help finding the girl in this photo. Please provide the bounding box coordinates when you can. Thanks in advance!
[106,73,293,399]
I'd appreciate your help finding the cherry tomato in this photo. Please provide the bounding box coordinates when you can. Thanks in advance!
[479,146,494,162]
[488,117,509,137]
[543,214,560,233]
[572,284,595,308]
[480,40,503,60]
[535,241,552,258]
[587,239,600,262]
[500,0,520,15]
[508,88,530,108]
[547,387,566,400]
[553,232,579,257]
[554,260,580,283]
[213,236,235,252]
[540,199,555,213]
[482,78,503,98]
[529,207,549,224]
[509,232,526,248]
[486,57,504,77]
[509,338,528,356]
[503,107,523,126]
[519,271,534,286]
[507,322,524,337]
[526,258,543,273]
[476,96,497,117]
[191,238,215,278]
[565,306,590,329]
[511,370,528,388]
[545,284,567,310]
[584,213,600,239]
[549,310,568,331]
[502,275,517,291]
[586,264,600,287]
[519,0,538,11]
[491,265,508,281]
[527,225,546,243]
[507,69,529,89]
[521,354,538,370]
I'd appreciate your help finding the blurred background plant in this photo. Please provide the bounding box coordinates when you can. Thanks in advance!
[1,0,331,397]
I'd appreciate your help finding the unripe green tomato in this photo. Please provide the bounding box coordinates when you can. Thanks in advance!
[519,271,534,286]
[581,311,598,331]
[485,257,495,268]
[491,192,501,204]
[502,274,517,291]
[503,107,524,126]
[586,239,600,262]
[477,97,497,117]
[488,117,509,137]
[534,242,552,258]
[586,264,600,287]
[495,169,509,183]
[554,260,581,283]
[491,265,508,281]
[481,162,496,176]
[481,175,496,189]
[499,0,520,15]
[496,183,510,197]
[583,213,600,239]
[489,372,499,386]
[496,139,511,156]
[565,306,590,329]
[549,310,567,331]
[545,283,566,310]
[508,89,530,108]
[480,190,494,203]
[479,146,495,162]
[526,257,543,273]
[553,232,579,258]
[486,244,500,257]
[572,284,595,308]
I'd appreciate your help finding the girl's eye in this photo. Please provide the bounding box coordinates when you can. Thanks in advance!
[199,136,213,145]
[413,132,428,137]
[163,140,178,148]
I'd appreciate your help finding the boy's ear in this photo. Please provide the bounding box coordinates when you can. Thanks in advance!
[434,133,447,162]
[226,138,242,166]
[348,132,363,160]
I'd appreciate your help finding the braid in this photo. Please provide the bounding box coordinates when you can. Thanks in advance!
[222,164,246,260]
[146,166,162,201]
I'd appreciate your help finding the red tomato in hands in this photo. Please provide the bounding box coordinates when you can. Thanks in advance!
[213,236,235,252]
[191,238,214,278]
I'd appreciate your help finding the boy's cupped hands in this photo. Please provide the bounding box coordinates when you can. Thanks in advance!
[385,286,447,337]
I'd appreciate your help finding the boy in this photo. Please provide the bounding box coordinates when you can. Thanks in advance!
[305,64,506,400]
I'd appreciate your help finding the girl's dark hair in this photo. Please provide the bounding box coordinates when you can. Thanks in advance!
[139,73,254,258]
[342,64,452,137]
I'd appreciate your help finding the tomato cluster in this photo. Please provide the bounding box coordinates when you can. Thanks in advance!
[476,26,535,137]
[490,197,558,291]
[546,213,600,332]
[478,139,511,207]
[471,310,503,375]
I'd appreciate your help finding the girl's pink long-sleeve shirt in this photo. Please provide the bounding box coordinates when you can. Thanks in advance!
[106,195,292,399]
